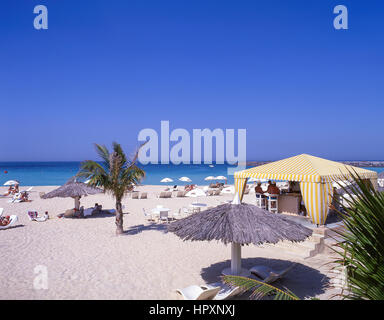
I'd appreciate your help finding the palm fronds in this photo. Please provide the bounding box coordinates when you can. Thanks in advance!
[332,171,384,300]
[222,275,299,300]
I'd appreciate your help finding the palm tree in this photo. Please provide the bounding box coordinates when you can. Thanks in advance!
[77,142,146,235]
[332,172,384,300]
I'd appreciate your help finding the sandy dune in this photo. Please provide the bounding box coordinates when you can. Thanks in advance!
[0,185,340,300]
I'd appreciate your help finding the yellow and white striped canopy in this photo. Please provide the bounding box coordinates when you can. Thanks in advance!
[234,154,377,225]
[234,154,377,183]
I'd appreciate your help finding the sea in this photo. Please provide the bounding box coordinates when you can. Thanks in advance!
[0,162,383,186]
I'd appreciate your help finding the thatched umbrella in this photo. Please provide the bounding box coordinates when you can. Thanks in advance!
[378,171,384,179]
[41,178,103,210]
[168,198,312,276]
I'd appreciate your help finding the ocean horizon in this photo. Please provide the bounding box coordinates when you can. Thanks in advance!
[0,161,383,186]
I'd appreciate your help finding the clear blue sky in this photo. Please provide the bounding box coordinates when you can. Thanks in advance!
[1,0,383,161]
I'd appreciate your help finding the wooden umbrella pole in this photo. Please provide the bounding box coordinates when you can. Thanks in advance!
[74,196,80,210]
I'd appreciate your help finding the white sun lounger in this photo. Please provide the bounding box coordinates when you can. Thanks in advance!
[250,263,297,283]
[202,282,242,300]
[176,285,221,300]
[0,215,18,230]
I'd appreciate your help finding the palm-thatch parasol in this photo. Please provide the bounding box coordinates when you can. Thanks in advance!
[168,197,312,276]
[378,171,384,179]
[41,177,103,210]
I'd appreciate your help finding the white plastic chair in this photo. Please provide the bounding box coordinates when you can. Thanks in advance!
[142,208,153,221]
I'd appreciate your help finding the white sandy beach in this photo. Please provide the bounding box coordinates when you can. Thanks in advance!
[0,185,341,300]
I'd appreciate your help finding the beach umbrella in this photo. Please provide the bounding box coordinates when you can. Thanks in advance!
[168,198,311,276]
[185,188,206,198]
[179,177,192,182]
[160,178,173,183]
[4,180,19,186]
[41,177,103,210]
[204,176,216,181]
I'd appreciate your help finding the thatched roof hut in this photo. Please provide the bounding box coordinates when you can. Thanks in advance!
[42,177,103,209]
[378,171,384,179]
[168,202,312,276]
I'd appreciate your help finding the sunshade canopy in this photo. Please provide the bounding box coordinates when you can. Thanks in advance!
[4,180,19,186]
[169,202,311,275]
[235,154,377,183]
[160,178,173,183]
[42,178,103,199]
[169,203,312,245]
[234,154,377,226]
[179,177,192,182]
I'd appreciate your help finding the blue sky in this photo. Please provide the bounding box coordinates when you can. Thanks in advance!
[1,0,383,161]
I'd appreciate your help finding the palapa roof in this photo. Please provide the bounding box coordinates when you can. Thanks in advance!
[378,171,384,179]
[168,203,312,245]
[235,154,377,183]
[42,178,103,199]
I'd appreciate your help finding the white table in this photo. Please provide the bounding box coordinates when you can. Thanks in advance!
[189,203,207,213]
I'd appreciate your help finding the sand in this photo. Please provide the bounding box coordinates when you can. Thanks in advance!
[0,185,341,300]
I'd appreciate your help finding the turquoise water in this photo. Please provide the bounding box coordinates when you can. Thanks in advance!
[0,162,383,186]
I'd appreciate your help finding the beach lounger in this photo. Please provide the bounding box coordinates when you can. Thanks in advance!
[165,191,172,198]
[140,192,147,199]
[0,208,3,217]
[0,215,18,230]
[176,285,221,300]
[158,192,167,198]
[202,282,242,300]
[250,263,297,284]
[213,190,221,196]
[131,192,139,199]
[176,191,185,197]
[83,208,94,217]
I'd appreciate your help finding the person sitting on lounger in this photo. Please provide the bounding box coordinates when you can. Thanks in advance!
[3,186,13,196]
[254,182,264,194]
[20,191,29,202]
[266,181,280,195]
[13,185,19,194]
[0,215,11,226]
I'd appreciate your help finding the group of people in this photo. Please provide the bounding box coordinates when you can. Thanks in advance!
[254,180,280,195]
[3,184,19,196]
[184,184,197,192]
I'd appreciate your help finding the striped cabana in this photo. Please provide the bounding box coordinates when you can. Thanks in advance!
[234,154,377,225]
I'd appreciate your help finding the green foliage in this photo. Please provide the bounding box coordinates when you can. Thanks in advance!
[333,171,384,300]
[77,142,145,201]
[77,142,146,234]
[222,275,299,300]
